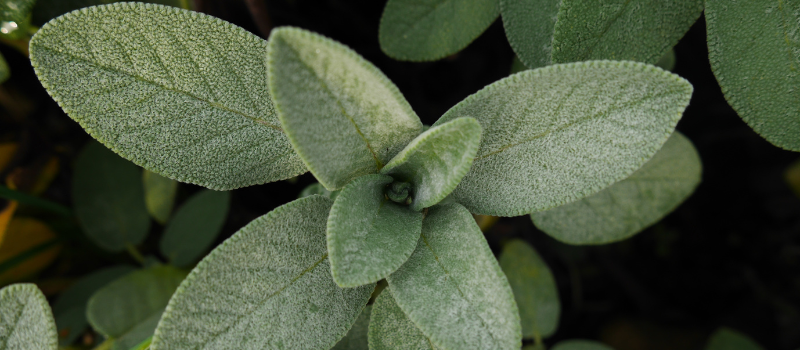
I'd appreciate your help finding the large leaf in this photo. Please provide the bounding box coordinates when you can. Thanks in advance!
[705,328,763,350]
[386,203,521,350]
[551,340,615,350]
[327,174,422,287]
[378,0,499,61]
[434,61,693,216]
[267,27,422,190]
[381,117,482,211]
[331,305,370,350]
[368,290,438,350]
[159,189,230,268]
[0,283,58,350]
[73,141,150,252]
[151,196,374,350]
[500,0,561,69]
[32,0,192,26]
[30,3,306,190]
[143,170,178,225]
[705,0,800,151]
[498,240,560,339]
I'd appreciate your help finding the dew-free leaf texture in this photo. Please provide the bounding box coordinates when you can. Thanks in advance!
[151,196,374,350]
[328,174,423,287]
[0,284,58,350]
[705,328,764,350]
[499,240,560,339]
[32,0,192,26]
[331,305,370,350]
[299,182,340,200]
[267,27,422,190]
[435,61,693,216]
[30,3,307,190]
[369,290,437,350]
[387,203,521,350]
[143,170,178,224]
[73,141,150,252]
[382,117,482,211]
[159,189,230,268]
[500,0,561,69]
[551,340,615,350]
[379,0,499,61]
[706,0,800,151]
[532,132,701,245]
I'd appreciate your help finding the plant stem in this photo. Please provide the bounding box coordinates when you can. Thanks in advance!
[126,244,145,265]
[0,185,72,218]
[243,0,273,37]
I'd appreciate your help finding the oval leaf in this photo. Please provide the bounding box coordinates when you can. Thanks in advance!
[532,131,701,244]
[379,0,499,61]
[368,290,438,350]
[705,0,800,151]
[151,196,374,350]
[0,283,58,350]
[551,340,615,350]
[705,328,764,350]
[143,170,178,225]
[159,189,230,268]
[434,61,693,216]
[332,305,370,350]
[267,27,422,190]
[30,3,306,190]
[328,174,423,287]
[500,0,561,69]
[386,202,521,350]
[381,117,482,211]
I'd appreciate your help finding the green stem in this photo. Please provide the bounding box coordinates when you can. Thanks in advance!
[0,185,72,218]
[126,244,145,265]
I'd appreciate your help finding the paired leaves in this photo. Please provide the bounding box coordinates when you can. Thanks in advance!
[143,170,178,224]
[159,189,230,267]
[0,284,58,350]
[369,290,437,350]
[705,328,763,350]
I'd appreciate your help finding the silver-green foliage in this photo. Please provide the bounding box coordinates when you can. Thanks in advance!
[332,305,370,350]
[159,189,230,268]
[0,284,58,350]
[705,328,764,350]
[705,0,800,151]
[369,290,437,350]
[143,170,178,224]
[531,131,702,245]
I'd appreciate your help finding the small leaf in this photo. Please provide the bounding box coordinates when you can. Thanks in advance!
[30,3,307,190]
[551,340,615,350]
[151,196,374,350]
[656,49,676,72]
[368,290,437,350]
[299,182,340,200]
[0,218,61,285]
[387,203,521,350]
[379,0,499,61]
[705,328,764,350]
[327,174,422,287]
[500,0,561,69]
[498,240,560,339]
[705,0,800,151]
[73,141,150,252]
[267,27,422,190]
[159,189,230,268]
[331,305,370,350]
[0,283,58,350]
[143,170,178,225]
[381,117,482,211]
[435,61,693,216]
[0,53,9,84]
[531,132,702,245]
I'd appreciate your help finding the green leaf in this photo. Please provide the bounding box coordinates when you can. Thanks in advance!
[143,170,178,225]
[331,305,370,350]
[386,203,521,350]
[31,0,192,26]
[299,182,340,200]
[705,328,764,350]
[434,61,693,216]
[53,307,85,347]
[378,0,499,61]
[327,174,423,287]
[532,132,701,244]
[381,117,482,211]
[30,3,307,190]
[500,0,561,69]
[151,196,374,350]
[73,141,150,252]
[267,27,422,190]
[0,53,9,84]
[368,290,437,350]
[0,0,35,39]
[159,189,230,268]
[656,49,676,72]
[86,265,186,348]
[551,340,614,350]
[498,240,560,339]
[705,0,800,151]
[0,283,58,350]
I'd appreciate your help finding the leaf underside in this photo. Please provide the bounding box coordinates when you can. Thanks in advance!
[159,189,230,268]
[705,327,764,350]
[0,283,58,350]
[369,290,438,350]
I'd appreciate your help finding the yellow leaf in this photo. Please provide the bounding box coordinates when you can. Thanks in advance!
[0,217,62,284]
[0,142,17,171]
[0,201,17,246]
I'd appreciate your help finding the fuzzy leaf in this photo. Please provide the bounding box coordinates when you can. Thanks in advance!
[499,240,560,339]
[331,305,370,350]
[500,0,561,69]
[32,0,192,26]
[705,0,800,151]
[379,0,499,61]
[299,182,340,200]
[159,189,230,268]
[73,141,150,252]
[382,117,482,211]
[368,290,438,350]
[151,196,374,350]
[30,3,306,190]
[267,27,422,190]
[705,328,764,350]
[328,174,423,287]
[435,61,693,216]
[551,340,615,350]
[532,132,701,244]
[0,284,58,350]
[387,203,521,350]
[143,170,178,225]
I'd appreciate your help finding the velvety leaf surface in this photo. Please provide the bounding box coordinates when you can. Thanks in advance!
[151,196,374,350]
[299,182,340,200]
[143,170,178,224]
[705,0,800,151]
[435,61,693,216]
[267,27,422,190]
[32,0,192,26]
[382,117,482,211]
[705,328,764,350]
[331,305,370,350]
[532,132,701,244]
[387,203,521,350]
[73,141,150,252]
[328,174,423,287]
[159,189,230,268]
[500,0,561,69]
[369,290,437,350]
[551,340,615,350]
[0,284,58,350]
[379,0,499,61]
[30,3,307,190]
[499,240,560,339]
